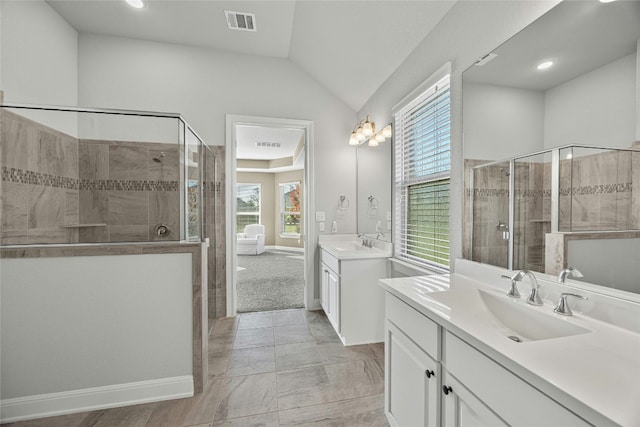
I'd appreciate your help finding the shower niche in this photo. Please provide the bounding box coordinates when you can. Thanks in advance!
[0,104,214,245]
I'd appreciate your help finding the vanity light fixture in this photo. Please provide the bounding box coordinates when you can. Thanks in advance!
[349,118,392,147]
[599,0,616,3]
[536,60,554,70]
[125,0,144,9]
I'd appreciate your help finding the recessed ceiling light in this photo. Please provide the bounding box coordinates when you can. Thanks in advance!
[125,0,144,9]
[536,61,554,71]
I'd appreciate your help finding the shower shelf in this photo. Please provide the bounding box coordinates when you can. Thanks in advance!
[62,224,107,228]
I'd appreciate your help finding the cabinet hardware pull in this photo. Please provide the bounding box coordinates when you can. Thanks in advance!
[442,385,452,395]
[425,370,435,378]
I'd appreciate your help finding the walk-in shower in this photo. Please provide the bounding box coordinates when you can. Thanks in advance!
[468,144,640,292]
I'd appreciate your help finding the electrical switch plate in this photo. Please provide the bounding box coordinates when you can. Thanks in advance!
[319,222,325,232]
[315,211,326,221]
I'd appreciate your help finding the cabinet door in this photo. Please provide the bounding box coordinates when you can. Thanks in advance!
[320,263,329,313]
[385,321,440,427]
[441,372,508,427]
[327,269,340,332]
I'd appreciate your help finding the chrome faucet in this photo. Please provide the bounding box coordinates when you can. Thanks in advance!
[502,270,543,306]
[558,267,583,283]
[553,293,588,316]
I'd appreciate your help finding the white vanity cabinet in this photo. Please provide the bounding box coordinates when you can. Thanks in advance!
[320,252,340,333]
[319,248,388,345]
[442,332,590,427]
[385,293,441,427]
[384,292,592,427]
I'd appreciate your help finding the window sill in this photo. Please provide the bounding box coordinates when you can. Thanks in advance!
[279,233,301,239]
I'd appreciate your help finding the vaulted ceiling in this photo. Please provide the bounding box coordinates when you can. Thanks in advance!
[47,0,456,112]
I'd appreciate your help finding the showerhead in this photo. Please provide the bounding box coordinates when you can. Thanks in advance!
[152,152,165,163]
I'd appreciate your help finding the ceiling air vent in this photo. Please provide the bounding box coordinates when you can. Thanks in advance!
[225,10,256,32]
[256,142,281,148]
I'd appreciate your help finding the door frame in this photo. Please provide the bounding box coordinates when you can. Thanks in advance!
[225,114,315,316]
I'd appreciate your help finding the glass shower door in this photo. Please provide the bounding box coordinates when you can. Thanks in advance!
[471,161,510,268]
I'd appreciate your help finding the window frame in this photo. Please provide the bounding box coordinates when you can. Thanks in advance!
[236,183,261,233]
[392,64,452,271]
[279,181,301,238]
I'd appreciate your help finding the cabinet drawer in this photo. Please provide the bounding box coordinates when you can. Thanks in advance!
[444,332,590,427]
[320,249,339,274]
[385,293,439,360]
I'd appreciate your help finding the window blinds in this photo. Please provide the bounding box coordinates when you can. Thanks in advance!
[394,75,451,269]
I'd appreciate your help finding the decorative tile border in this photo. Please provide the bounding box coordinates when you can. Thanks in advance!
[2,167,78,190]
[79,179,179,192]
[468,183,631,199]
[2,166,178,191]
[559,183,632,196]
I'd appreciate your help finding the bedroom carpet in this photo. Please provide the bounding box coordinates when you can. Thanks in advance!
[236,249,304,313]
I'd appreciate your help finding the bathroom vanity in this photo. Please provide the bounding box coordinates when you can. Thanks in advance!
[318,235,392,345]
[380,259,640,427]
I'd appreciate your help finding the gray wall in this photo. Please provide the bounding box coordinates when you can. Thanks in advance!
[357,0,561,271]
[0,253,193,398]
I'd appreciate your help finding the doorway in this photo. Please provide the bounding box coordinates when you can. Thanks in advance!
[225,115,314,316]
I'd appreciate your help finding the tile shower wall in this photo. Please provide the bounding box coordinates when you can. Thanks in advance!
[1,110,180,245]
[78,140,179,243]
[1,110,79,244]
[559,149,635,232]
[204,146,226,318]
[512,160,549,272]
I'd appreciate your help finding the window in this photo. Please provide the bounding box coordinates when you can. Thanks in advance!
[394,71,451,270]
[280,181,301,237]
[236,183,260,233]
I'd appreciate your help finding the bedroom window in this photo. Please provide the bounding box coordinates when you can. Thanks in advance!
[236,183,261,233]
[280,181,301,237]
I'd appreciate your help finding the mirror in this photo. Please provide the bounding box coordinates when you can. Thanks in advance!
[463,0,640,295]
[356,141,392,241]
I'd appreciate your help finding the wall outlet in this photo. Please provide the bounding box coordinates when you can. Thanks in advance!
[319,222,325,232]
[331,221,337,233]
[315,211,326,221]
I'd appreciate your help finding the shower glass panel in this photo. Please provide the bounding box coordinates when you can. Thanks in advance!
[558,146,637,232]
[0,104,207,245]
[471,160,510,268]
[185,126,202,241]
[512,151,552,272]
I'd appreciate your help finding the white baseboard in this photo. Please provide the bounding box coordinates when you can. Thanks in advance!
[1,376,193,423]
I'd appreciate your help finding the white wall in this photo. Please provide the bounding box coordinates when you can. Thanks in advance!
[0,253,193,421]
[568,238,640,294]
[544,52,637,149]
[464,83,545,160]
[77,33,358,237]
[0,0,78,135]
[358,0,561,270]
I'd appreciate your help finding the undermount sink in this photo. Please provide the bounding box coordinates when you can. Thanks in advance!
[429,288,591,342]
[331,242,372,251]
[319,239,392,259]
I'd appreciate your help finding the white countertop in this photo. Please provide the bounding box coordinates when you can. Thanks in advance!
[318,235,392,260]
[379,273,640,427]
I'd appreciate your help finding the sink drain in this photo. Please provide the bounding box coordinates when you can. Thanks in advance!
[508,335,522,343]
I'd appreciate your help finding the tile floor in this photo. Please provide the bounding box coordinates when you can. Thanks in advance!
[3,309,389,427]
